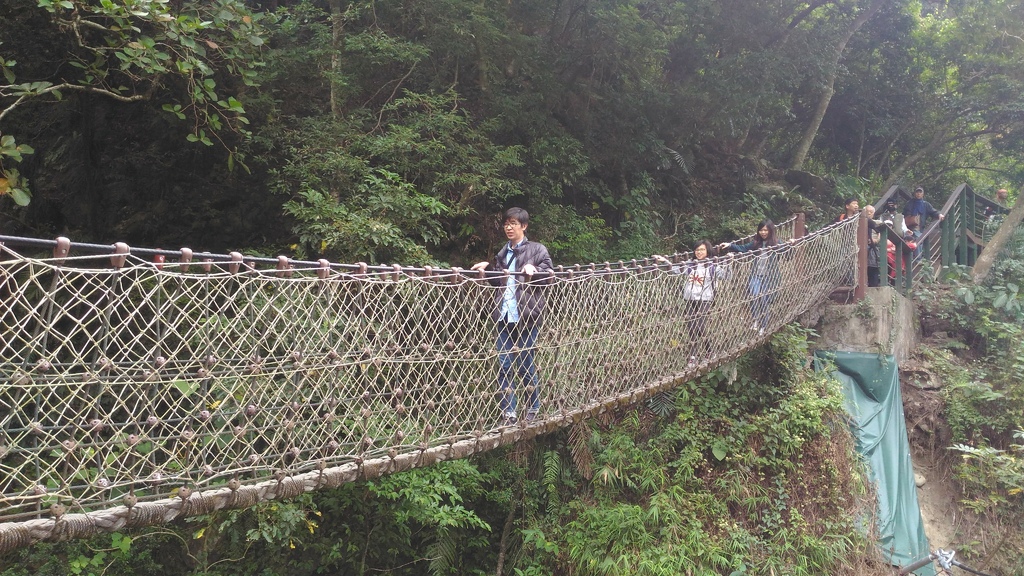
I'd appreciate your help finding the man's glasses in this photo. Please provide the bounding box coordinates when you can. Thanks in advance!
[503,221,522,229]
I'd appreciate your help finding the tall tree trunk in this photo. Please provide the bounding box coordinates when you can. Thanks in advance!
[789,0,884,170]
[494,496,517,576]
[329,0,345,120]
[973,185,1024,282]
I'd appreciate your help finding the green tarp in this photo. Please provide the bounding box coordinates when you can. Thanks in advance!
[814,350,934,575]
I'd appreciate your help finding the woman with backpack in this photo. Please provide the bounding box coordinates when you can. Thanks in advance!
[654,239,731,366]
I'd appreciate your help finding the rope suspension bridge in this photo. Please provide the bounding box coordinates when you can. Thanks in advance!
[0,214,865,553]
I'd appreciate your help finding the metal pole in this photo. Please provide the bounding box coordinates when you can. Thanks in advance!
[967,187,977,266]
[895,241,905,294]
[960,189,969,265]
[940,215,951,275]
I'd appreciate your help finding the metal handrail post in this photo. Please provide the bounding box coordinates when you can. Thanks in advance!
[940,215,950,275]
[959,189,969,265]
[904,244,914,293]
[895,240,905,294]
[967,187,977,265]
[880,226,890,287]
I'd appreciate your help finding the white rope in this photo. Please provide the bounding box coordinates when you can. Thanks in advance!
[0,217,858,551]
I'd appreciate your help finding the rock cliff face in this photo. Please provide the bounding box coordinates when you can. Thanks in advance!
[811,287,918,362]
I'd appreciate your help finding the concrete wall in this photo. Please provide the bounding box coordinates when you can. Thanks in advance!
[811,287,918,362]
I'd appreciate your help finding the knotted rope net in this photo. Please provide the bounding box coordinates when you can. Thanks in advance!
[0,216,856,552]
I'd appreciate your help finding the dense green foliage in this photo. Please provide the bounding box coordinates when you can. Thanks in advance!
[3,0,1024,259]
[910,226,1024,573]
[3,0,1024,573]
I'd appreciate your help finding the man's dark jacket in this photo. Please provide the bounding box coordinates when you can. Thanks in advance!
[902,198,941,228]
[484,238,553,327]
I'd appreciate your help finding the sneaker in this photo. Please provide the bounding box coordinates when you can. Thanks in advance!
[758,327,765,336]
[526,410,538,422]
[500,413,518,427]
[688,356,697,367]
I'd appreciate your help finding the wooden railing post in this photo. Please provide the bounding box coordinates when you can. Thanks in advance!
[795,212,807,239]
[855,213,868,302]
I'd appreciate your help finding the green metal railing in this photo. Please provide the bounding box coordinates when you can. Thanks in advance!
[869,183,1008,296]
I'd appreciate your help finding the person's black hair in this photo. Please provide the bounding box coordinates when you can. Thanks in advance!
[503,207,529,227]
[844,197,858,207]
[754,219,778,248]
[693,239,716,258]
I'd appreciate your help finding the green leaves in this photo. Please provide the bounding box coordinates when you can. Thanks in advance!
[711,440,728,462]
[991,283,1021,314]
[171,379,200,397]
[0,133,33,205]
[3,0,271,157]
[185,129,213,146]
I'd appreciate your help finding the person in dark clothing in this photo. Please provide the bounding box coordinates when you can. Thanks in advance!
[719,220,789,335]
[878,198,905,235]
[864,205,884,287]
[903,187,944,259]
[902,187,944,235]
[471,208,553,427]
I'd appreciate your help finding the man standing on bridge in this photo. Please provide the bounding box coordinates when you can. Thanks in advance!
[472,207,553,427]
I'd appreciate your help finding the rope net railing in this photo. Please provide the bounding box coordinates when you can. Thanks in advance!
[0,217,857,552]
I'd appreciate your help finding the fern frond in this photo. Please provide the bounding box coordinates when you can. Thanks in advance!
[543,450,561,492]
[569,421,594,479]
[646,391,674,418]
[662,145,691,173]
[427,527,459,576]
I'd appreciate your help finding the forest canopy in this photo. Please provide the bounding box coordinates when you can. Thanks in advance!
[2,0,1023,264]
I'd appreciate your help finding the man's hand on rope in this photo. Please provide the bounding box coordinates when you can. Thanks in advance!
[470,261,489,271]
[521,263,537,276]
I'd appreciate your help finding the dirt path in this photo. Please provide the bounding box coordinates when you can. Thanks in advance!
[911,447,958,550]
[899,361,960,551]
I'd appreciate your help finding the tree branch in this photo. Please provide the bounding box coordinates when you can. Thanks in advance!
[1,83,147,123]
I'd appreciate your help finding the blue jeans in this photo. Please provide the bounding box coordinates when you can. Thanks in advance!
[496,322,540,416]
[749,275,775,330]
[912,229,923,260]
